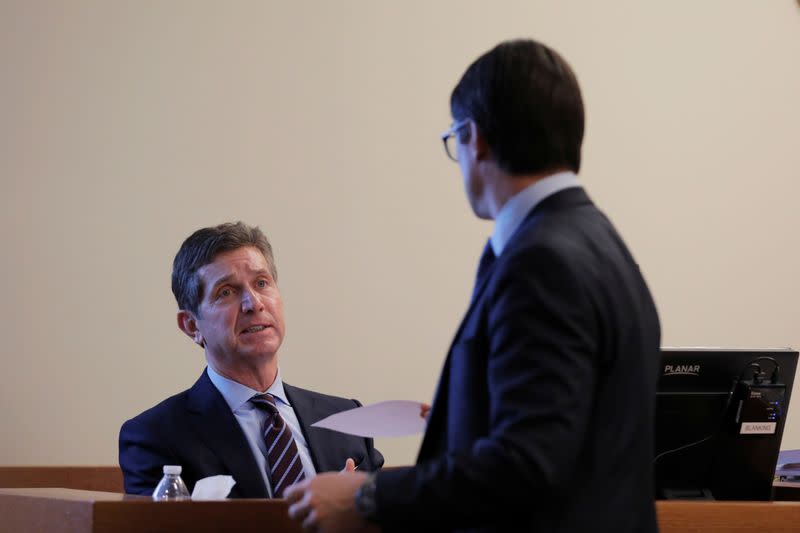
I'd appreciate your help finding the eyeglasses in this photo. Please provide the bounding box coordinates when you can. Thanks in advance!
[440,119,471,162]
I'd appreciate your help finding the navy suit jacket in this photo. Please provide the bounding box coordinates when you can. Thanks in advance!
[375,188,661,532]
[119,369,383,497]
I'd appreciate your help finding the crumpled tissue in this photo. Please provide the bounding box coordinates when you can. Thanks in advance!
[190,475,236,500]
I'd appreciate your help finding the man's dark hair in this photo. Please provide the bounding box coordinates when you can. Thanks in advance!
[450,39,584,175]
[171,222,276,315]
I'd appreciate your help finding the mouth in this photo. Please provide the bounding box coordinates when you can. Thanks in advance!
[241,324,271,335]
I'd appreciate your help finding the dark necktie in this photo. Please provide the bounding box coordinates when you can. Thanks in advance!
[471,239,496,302]
[250,393,306,498]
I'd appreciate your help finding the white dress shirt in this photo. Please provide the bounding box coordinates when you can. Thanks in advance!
[207,365,317,497]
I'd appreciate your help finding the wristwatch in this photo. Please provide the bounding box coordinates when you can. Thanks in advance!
[354,472,379,522]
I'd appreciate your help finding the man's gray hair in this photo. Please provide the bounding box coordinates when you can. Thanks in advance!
[171,221,276,315]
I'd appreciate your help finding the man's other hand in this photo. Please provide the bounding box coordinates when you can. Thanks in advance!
[286,472,379,533]
[341,458,356,473]
[420,403,431,421]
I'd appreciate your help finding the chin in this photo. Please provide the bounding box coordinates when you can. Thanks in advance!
[469,202,491,220]
[251,343,282,359]
[474,209,493,220]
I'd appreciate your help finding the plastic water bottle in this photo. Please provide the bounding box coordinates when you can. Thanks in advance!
[152,465,190,501]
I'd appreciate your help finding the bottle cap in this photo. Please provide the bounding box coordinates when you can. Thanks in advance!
[163,465,182,475]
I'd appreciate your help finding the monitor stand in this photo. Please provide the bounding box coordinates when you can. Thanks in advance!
[661,487,715,500]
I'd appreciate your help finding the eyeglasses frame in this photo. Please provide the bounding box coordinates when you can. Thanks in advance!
[440,119,472,162]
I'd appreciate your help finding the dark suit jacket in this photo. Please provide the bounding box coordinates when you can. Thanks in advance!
[119,369,384,497]
[375,188,661,532]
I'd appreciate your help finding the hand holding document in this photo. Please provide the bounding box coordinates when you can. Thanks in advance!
[311,400,426,438]
[420,402,431,421]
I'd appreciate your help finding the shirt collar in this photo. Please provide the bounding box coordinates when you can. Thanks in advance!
[207,364,291,412]
[490,170,581,256]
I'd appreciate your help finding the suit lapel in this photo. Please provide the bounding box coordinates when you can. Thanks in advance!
[419,255,500,460]
[185,370,268,498]
[417,353,452,460]
[283,383,329,471]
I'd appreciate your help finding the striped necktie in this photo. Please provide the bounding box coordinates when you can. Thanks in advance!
[250,393,306,498]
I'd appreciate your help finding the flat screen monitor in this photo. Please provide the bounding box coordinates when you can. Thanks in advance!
[654,347,798,500]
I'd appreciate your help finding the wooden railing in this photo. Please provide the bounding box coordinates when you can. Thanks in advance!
[1,468,799,532]
[0,466,123,492]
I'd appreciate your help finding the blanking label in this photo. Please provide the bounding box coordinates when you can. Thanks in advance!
[740,422,777,434]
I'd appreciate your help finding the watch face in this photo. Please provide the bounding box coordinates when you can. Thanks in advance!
[355,474,378,520]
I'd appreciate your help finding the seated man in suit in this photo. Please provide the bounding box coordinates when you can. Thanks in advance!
[119,222,383,498]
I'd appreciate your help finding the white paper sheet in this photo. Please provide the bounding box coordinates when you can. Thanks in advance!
[311,400,425,438]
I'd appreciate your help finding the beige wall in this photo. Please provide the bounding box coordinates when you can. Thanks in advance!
[1,0,799,467]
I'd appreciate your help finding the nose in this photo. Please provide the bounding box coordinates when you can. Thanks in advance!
[240,288,264,313]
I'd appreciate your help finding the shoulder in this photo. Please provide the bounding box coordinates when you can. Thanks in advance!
[284,383,362,410]
[497,231,591,287]
[120,388,192,437]
[501,201,619,279]
[486,216,605,314]
[519,200,605,250]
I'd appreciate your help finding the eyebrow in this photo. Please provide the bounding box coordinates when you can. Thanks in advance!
[208,269,272,293]
[208,274,234,293]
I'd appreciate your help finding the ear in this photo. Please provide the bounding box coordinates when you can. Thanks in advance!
[468,121,490,161]
[177,310,205,347]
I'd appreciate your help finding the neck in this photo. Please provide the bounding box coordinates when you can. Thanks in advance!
[481,167,570,219]
[208,358,278,392]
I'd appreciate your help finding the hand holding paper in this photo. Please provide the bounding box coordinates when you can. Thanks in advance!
[420,402,431,421]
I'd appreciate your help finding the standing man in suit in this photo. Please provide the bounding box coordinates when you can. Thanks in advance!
[119,222,383,498]
[286,39,661,532]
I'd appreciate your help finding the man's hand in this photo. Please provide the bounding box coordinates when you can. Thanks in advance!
[420,403,431,421]
[341,458,356,473]
[285,472,379,533]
